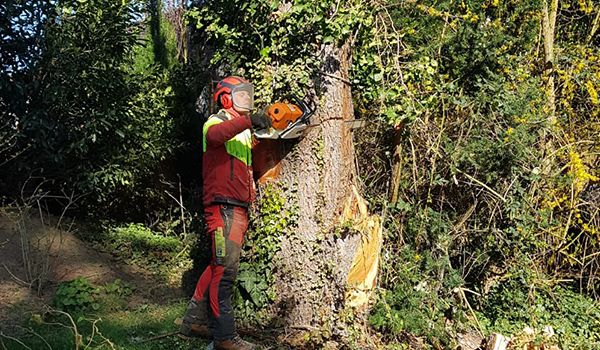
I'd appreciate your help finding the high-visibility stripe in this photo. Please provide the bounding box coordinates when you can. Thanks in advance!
[225,129,252,166]
[202,116,223,152]
[203,111,253,166]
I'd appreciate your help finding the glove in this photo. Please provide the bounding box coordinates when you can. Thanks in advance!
[250,109,272,130]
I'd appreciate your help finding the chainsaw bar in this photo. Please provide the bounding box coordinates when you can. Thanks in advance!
[255,118,366,139]
[305,118,367,129]
[254,94,368,139]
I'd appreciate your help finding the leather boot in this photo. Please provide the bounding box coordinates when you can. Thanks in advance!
[175,318,211,339]
[214,335,258,350]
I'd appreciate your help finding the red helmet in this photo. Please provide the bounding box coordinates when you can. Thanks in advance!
[213,76,254,111]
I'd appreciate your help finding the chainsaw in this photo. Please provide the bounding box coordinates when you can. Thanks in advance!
[254,95,316,139]
[254,95,367,139]
[252,95,367,183]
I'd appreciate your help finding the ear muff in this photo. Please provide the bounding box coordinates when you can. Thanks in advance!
[219,93,233,109]
[214,76,249,109]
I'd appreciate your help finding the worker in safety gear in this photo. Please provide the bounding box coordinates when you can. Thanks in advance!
[178,76,271,350]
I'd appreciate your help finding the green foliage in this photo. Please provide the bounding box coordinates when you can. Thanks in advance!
[104,278,133,298]
[234,184,297,323]
[0,1,52,178]
[53,277,101,313]
[479,272,600,349]
[371,246,465,347]
[108,223,182,255]
[5,0,182,221]
[132,2,181,73]
[187,0,370,103]
[7,301,207,349]
[102,278,134,311]
[361,0,599,348]
[53,277,136,315]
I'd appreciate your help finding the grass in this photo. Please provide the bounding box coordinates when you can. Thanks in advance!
[0,301,210,350]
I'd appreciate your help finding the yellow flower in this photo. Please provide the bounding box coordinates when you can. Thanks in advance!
[569,150,600,194]
[585,80,599,105]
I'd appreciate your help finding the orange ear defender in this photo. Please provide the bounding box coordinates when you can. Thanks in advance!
[219,94,233,109]
[213,76,251,109]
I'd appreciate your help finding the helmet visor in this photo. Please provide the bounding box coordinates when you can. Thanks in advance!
[231,83,254,111]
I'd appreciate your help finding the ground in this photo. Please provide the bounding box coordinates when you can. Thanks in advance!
[0,212,182,315]
[0,211,210,349]
[0,211,486,350]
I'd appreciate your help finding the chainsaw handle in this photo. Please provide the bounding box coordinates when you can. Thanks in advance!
[281,94,315,123]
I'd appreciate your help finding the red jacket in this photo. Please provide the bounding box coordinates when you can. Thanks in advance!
[202,109,255,207]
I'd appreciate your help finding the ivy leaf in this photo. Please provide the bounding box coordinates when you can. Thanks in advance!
[259,47,270,58]
[385,107,396,120]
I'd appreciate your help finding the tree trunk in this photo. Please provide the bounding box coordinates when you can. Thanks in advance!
[268,41,363,335]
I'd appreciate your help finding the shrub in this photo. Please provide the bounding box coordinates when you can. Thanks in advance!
[53,277,100,314]
[370,246,465,347]
[108,223,181,255]
[480,272,600,349]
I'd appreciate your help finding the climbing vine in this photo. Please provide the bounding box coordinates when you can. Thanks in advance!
[187,0,371,103]
[235,184,298,323]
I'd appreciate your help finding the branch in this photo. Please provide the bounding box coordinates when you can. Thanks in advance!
[549,0,559,36]
[2,263,30,287]
[456,169,507,203]
[317,70,352,85]
[588,9,600,44]
[135,331,179,344]
[0,332,32,350]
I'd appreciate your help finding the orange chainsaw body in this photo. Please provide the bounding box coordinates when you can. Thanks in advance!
[266,102,303,130]
[254,97,315,183]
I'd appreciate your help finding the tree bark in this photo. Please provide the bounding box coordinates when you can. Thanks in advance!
[269,41,362,333]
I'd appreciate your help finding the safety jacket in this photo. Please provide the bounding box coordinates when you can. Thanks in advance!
[202,109,255,207]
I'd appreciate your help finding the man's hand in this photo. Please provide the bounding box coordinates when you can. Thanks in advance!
[250,109,272,130]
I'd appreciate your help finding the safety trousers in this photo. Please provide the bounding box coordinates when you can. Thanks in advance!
[183,204,248,341]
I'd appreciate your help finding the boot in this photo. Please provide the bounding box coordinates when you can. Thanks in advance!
[214,335,258,350]
[175,317,211,339]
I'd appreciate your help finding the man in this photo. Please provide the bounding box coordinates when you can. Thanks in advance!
[179,76,271,350]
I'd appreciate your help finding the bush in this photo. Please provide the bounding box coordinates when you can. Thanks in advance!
[12,0,180,221]
[53,277,100,314]
[108,223,181,255]
[53,277,135,315]
[370,246,465,347]
[234,185,296,324]
[480,273,600,349]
